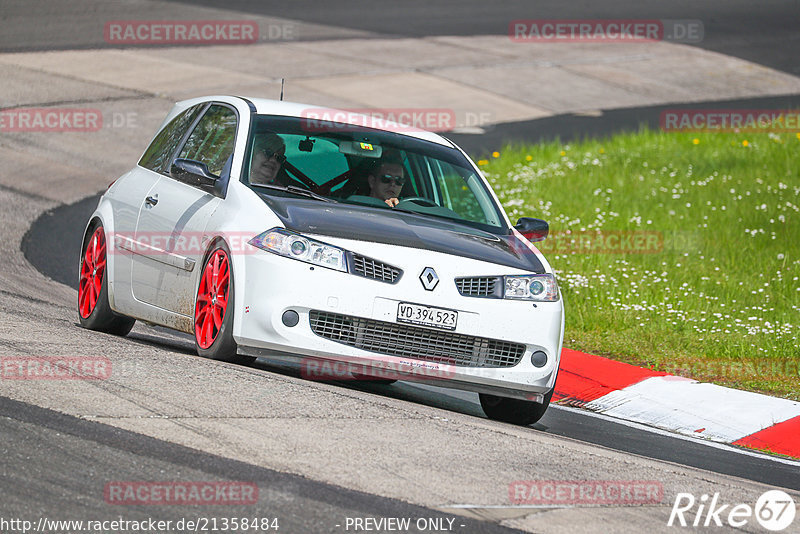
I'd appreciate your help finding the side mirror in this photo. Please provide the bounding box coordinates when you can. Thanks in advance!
[514,217,549,242]
[170,158,218,194]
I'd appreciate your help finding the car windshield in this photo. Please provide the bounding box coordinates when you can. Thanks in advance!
[242,114,507,234]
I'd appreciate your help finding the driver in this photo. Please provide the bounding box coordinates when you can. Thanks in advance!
[250,132,288,185]
[367,155,405,208]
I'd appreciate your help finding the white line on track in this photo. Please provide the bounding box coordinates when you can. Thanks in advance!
[444,504,573,509]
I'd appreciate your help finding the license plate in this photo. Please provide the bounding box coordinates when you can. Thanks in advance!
[397,302,458,331]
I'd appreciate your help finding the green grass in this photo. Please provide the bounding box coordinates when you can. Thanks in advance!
[479,129,800,400]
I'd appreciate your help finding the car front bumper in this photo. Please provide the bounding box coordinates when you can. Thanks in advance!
[232,238,565,401]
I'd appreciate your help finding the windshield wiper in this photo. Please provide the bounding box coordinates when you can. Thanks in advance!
[387,205,421,216]
[253,183,334,202]
[343,197,449,220]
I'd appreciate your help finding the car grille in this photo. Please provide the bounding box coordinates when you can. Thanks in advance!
[350,253,402,283]
[309,311,525,368]
[455,276,501,298]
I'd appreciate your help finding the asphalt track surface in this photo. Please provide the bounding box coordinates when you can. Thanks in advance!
[5,0,799,76]
[6,1,800,532]
[0,396,522,533]
[164,0,800,75]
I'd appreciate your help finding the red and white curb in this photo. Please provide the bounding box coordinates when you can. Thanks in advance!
[555,349,800,459]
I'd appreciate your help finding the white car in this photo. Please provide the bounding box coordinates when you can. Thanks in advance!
[78,95,564,425]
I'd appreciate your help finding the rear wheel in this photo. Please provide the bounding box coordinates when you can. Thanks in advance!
[479,389,553,426]
[78,223,135,335]
[194,243,255,364]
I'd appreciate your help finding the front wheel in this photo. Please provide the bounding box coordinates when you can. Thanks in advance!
[479,389,553,426]
[78,223,135,335]
[194,243,255,365]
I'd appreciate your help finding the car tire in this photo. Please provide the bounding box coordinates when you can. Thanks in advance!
[78,223,136,336]
[194,242,255,365]
[479,388,553,426]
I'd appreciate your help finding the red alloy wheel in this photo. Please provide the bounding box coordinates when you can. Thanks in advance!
[194,249,230,349]
[78,227,106,319]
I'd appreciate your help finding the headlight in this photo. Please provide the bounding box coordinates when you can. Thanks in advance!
[248,229,347,272]
[504,274,559,301]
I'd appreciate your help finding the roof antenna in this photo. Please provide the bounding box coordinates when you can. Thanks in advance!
[280,78,285,101]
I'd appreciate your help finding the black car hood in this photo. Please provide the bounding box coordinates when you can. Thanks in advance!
[260,196,545,273]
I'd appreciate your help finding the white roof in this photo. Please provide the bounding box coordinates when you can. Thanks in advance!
[244,96,454,147]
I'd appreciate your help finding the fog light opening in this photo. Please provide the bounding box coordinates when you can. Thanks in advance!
[282,310,300,327]
[531,350,547,368]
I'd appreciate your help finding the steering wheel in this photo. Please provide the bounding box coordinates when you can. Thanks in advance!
[397,196,438,208]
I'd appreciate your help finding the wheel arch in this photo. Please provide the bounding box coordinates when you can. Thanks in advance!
[80,202,118,308]
[198,232,252,342]
[193,235,245,358]
[194,234,237,315]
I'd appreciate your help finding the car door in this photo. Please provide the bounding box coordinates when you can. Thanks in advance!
[109,103,206,311]
[130,103,239,315]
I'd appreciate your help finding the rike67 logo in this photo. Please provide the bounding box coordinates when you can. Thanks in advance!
[668,490,796,531]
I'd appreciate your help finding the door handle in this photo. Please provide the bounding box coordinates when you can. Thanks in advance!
[145,195,158,207]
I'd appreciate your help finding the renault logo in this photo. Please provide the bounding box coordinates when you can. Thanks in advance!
[419,267,439,291]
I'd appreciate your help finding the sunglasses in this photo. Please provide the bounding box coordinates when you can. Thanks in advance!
[261,149,286,164]
[379,174,405,187]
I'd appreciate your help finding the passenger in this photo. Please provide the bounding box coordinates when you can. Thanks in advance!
[250,132,288,185]
[367,156,405,208]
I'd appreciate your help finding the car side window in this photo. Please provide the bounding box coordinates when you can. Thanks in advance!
[433,160,486,221]
[139,104,204,173]
[178,104,238,177]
